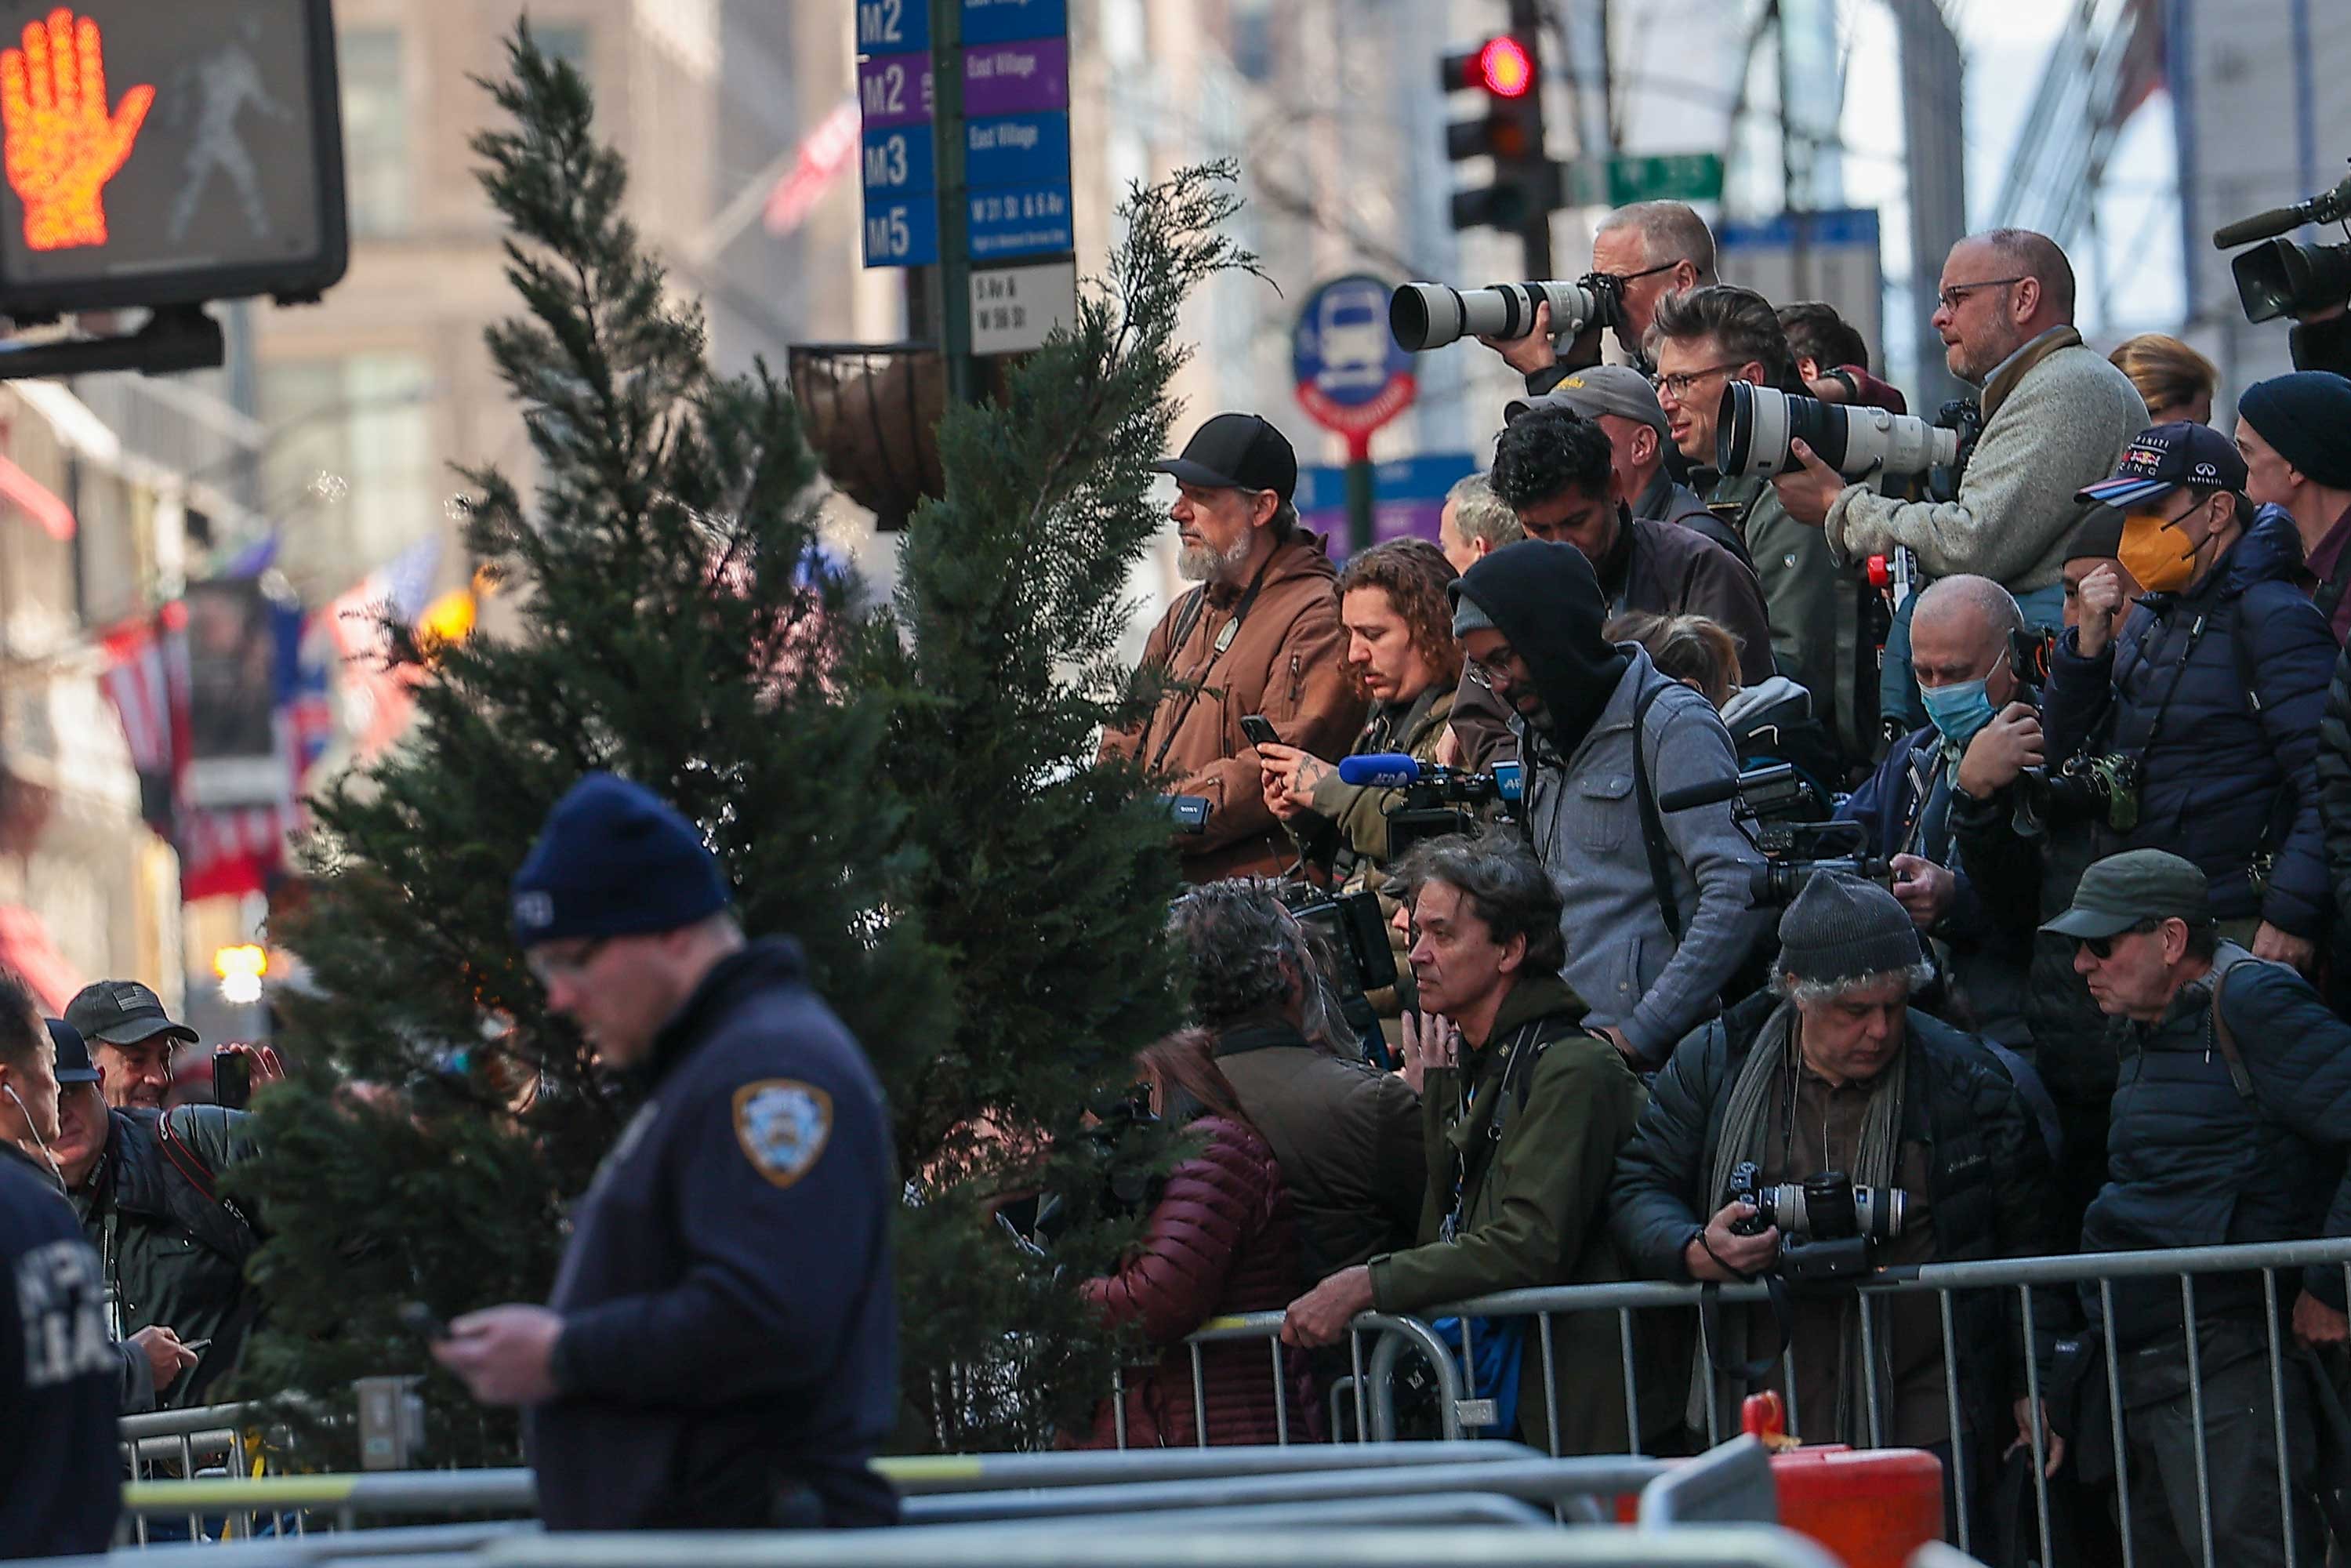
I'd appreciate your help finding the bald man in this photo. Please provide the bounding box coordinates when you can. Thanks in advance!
[1834,575,2042,1047]
[1773,229,2148,731]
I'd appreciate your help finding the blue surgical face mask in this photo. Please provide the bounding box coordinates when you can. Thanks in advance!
[1919,652,2006,750]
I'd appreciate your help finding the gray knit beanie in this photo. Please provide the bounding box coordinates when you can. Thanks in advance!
[1776,873,1921,987]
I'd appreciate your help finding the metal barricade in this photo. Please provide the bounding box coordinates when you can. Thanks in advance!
[1416,1236,2351,1568]
[470,1524,1846,1568]
[899,1454,1674,1527]
[1108,1310,1466,1451]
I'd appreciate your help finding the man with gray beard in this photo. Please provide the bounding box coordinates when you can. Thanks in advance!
[1102,414,1366,882]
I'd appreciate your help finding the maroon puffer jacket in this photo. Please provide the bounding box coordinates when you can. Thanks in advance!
[1079,1115,1313,1447]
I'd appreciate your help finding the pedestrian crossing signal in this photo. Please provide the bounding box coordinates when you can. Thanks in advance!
[0,0,346,317]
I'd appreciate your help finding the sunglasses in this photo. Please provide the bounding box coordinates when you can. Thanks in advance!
[2073,919,2164,960]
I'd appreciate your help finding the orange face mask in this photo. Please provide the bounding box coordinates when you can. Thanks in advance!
[2117,504,2204,593]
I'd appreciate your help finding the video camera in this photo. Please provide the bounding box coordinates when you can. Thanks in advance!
[2215,161,2351,324]
[1657,764,1892,904]
[1336,752,1525,855]
[2024,750,2142,834]
[1388,277,1622,353]
[1728,1162,1910,1287]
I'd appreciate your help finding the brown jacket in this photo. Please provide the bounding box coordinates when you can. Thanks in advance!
[1102,533,1367,882]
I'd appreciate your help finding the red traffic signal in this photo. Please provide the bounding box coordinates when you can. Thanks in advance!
[1440,34,1540,99]
[1477,36,1533,98]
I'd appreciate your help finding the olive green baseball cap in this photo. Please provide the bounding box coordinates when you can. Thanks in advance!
[2041,849,2209,940]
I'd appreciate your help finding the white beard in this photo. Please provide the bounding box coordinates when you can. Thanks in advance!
[1177,532,1254,583]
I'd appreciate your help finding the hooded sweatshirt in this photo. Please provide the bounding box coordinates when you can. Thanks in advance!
[1453,543,1767,1058]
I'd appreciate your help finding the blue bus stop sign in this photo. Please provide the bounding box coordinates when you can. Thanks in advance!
[1292,274,1415,441]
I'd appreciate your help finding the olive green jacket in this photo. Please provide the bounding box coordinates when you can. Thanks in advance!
[72,1105,262,1409]
[1367,975,1669,1451]
[1704,471,1844,742]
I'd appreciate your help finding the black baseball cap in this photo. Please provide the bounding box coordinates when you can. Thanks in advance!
[45,1018,98,1084]
[64,979,198,1048]
[1151,413,1298,504]
[2077,421,2249,511]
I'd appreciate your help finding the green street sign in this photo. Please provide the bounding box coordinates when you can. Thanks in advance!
[1605,151,1725,205]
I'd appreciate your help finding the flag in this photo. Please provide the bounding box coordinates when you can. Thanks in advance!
[97,582,350,902]
[326,533,444,762]
[763,98,860,237]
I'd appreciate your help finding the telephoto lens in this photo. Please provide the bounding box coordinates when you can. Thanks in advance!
[1388,279,1615,353]
[1716,381,1959,482]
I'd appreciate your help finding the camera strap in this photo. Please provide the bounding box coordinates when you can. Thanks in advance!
[1136,554,1278,779]
[1630,680,1684,942]
[1442,1020,1548,1240]
[1699,1272,1795,1388]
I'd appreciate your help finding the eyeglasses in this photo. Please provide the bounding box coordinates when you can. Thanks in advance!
[1463,648,1526,693]
[1653,362,1743,401]
[1934,277,2028,313]
[527,936,611,987]
[1595,261,1680,288]
[2073,919,2164,960]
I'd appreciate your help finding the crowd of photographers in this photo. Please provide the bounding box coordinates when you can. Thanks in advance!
[1095,198,2351,1559]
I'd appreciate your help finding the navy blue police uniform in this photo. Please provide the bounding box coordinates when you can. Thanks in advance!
[529,938,899,1530]
[510,772,899,1530]
[0,1139,122,1555]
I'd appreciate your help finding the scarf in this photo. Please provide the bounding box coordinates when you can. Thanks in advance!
[1689,1000,1910,1443]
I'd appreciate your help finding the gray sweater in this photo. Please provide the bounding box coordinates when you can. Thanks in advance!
[1823,332,2148,591]
[1521,647,1770,1059]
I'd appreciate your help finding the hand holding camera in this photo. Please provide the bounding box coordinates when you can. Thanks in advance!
[1685,1196,1781,1282]
[1955,703,2044,800]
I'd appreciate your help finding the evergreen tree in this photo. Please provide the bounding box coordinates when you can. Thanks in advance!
[235,30,950,1464]
[234,27,1262,1462]
[873,165,1261,1450]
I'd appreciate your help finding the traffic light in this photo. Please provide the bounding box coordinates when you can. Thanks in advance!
[1441,33,1555,242]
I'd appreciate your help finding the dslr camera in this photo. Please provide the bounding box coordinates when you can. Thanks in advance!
[1388,277,1621,353]
[1728,1162,1910,1287]
[2026,750,2142,833]
[1714,383,1960,490]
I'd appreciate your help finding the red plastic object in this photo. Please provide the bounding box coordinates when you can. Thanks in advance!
[1866,554,1892,590]
[1740,1393,1945,1568]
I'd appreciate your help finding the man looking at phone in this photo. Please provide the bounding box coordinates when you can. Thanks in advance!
[41,1011,267,1410]
[434,774,899,1531]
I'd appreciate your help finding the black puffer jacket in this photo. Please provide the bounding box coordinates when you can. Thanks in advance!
[2044,512,2335,936]
[2087,949,2351,1346]
[1609,991,2060,1432]
[2313,637,2351,934]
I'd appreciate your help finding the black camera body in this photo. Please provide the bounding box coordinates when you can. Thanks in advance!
[2027,750,2142,833]
[1727,1162,1910,1287]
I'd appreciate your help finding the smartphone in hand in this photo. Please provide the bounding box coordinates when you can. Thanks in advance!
[397,1302,448,1343]
[212,1047,252,1110]
[1239,714,1280,749]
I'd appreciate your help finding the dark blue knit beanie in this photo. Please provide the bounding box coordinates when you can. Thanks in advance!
[2239,372,2351,490]
[511,773,730,946]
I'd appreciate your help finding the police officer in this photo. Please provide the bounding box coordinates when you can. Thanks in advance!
[0,973,122,1555]
[433,773,899,1531]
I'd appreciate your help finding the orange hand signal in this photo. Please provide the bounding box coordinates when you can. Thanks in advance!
[0,8,152,251]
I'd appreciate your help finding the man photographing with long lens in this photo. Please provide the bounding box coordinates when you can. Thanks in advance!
[1478,200,1717,384]
[1771,230,2146,727]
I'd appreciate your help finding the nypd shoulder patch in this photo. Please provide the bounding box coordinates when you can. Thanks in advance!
[731,1080,833,1188]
